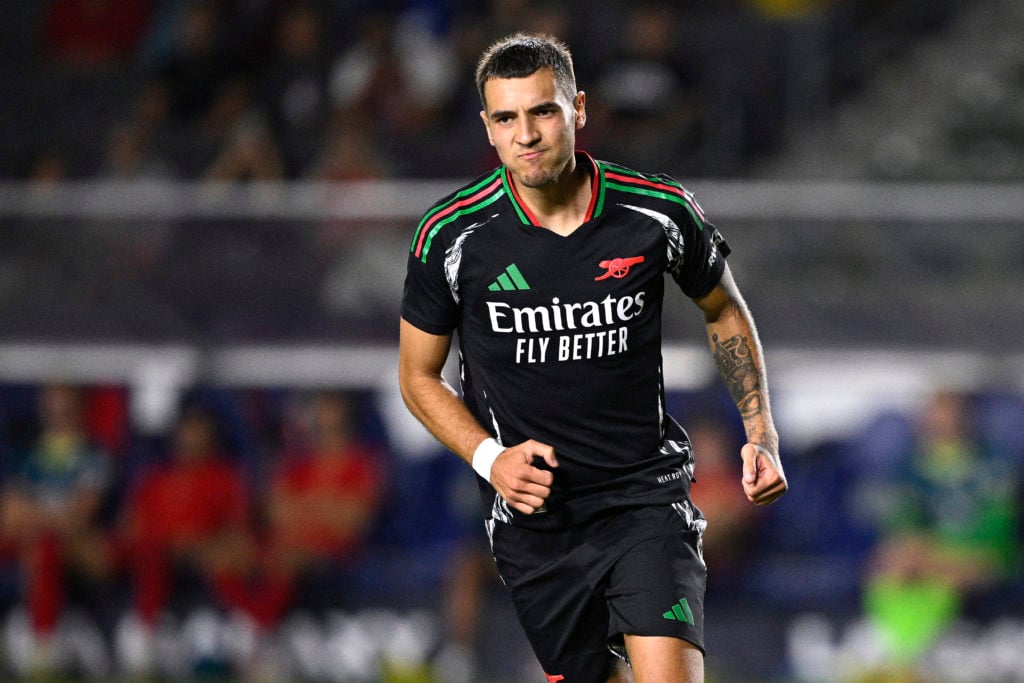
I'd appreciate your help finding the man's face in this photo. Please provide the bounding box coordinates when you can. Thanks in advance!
[480,67,585,189]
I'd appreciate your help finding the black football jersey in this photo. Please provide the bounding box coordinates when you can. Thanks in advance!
[402,152,729,529]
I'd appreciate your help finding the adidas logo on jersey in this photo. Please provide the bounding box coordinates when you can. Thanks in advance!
[663,598,695,624]
[488,263,530,291]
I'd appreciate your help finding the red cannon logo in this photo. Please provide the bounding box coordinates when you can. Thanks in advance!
[595,255,645,281]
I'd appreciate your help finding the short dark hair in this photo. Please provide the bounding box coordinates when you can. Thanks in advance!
[475,32,577,108]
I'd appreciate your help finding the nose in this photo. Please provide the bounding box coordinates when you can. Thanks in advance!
[514,117,539,146]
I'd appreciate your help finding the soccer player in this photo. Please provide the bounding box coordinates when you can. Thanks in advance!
[398,32,786,683]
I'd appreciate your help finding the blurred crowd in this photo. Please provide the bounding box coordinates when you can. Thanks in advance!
[4,0,961,183]
[0,380,1020,681]
[0,384,398,678]
[1,0,986,351]
[2,1,1021,682]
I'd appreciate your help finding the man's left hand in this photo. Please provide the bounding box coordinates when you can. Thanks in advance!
[740,443,787,506]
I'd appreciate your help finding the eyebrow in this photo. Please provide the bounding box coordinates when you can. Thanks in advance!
[488,100,561,121]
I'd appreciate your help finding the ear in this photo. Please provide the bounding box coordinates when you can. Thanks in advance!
[479,110,495,146]
[573,91,587,129]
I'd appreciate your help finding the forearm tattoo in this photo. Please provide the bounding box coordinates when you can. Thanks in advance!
[712,333,763,419]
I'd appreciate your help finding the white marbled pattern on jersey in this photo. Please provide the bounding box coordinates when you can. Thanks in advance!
[620,203,684,275]
[443,215,498,303]
[661,438,696,483]
[491,494,513,524]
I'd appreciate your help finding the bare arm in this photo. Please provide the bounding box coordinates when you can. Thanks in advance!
[398,318,490,462]
[398,318,557,514]
[693,265,787,506]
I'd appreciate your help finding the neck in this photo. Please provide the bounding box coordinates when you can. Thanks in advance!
[513,155,592,236]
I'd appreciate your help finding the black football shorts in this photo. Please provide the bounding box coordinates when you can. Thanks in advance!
[488,502,707,682]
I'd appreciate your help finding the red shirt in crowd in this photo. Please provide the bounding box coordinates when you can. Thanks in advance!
[269,444,382,560]
[127,458,248,548]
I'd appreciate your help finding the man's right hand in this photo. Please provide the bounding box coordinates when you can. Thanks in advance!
[489,440,559,515]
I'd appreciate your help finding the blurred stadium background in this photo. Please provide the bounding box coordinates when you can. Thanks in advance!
[1,0,1023,681]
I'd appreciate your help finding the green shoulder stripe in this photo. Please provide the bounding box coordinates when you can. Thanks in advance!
[411,168,505,261]
[598,161,706,229]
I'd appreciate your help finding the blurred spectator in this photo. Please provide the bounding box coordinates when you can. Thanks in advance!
[211,391,385,633]
[745,0,839,139]
[265,391,383,587]
[0,0,1005,182]
[861,389,1021,671]
[589,1,704,174]
[376,373,499,682]
[419,7,496,178]
[40,0,152,72]
[146,0,239,125]
[133,0,252,176]
[116,404,251,674]
[99,120,174,179]
[310,119,392,180]
[256,0,333,178]
[688,412,759,593]
[430,505,497,683]
[327,9,458,175]
[0,384,116,674]
[433,512,498,683]
[203,112,285,181]
[24,146,72,187]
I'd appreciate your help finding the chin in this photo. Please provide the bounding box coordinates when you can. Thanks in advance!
[520,163,565,188]
[519,172,557,188]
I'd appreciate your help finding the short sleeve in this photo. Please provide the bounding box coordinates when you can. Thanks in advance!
[670,212,730,299]
[401,240,459,335]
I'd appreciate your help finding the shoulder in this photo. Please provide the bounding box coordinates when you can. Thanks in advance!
[422,166,506,217]
[596,158,709,229]
[410,166,507,261]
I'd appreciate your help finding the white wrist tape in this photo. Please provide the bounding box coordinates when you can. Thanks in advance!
[472,437,504,482]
